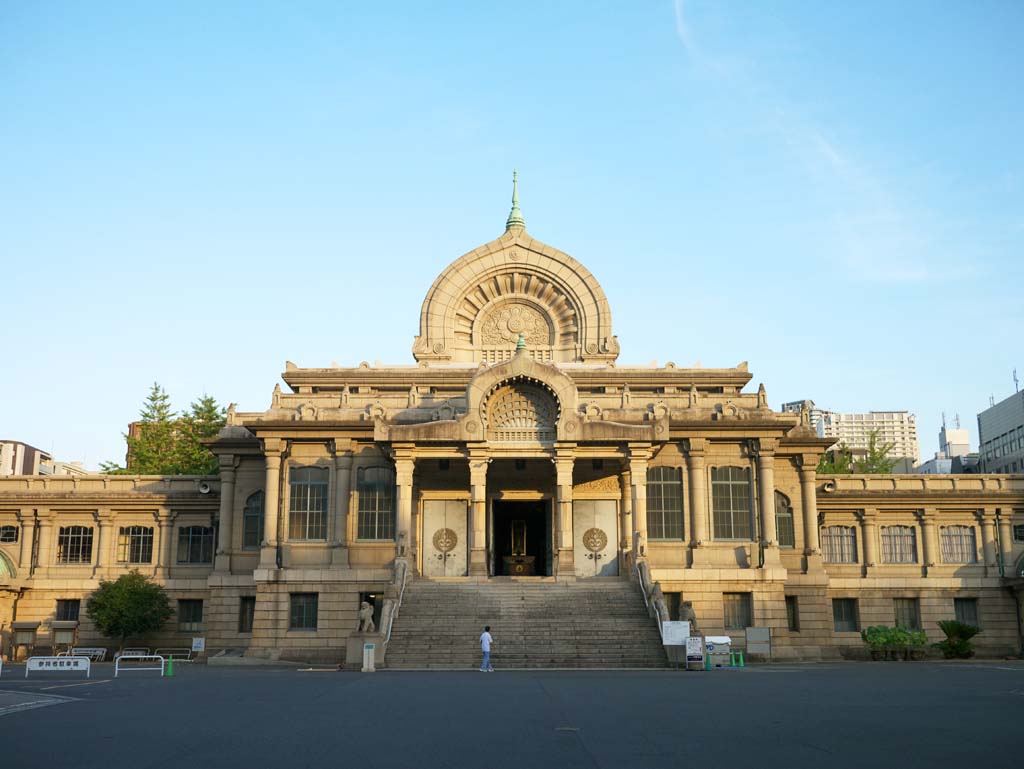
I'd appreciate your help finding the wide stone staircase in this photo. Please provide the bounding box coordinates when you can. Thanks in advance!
[385,578,667,669]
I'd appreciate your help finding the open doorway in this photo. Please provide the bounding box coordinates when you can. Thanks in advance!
[491,500,551,576]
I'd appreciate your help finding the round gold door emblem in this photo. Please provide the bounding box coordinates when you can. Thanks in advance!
[432,528,458,553]
[582,528,608,553]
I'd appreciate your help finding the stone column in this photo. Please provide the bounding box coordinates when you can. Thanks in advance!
[156,508,176,577]
[799,461,823,573]
[35,510,54,577]
[94,509,115,578]
[394,451,415,560]
[997,512,1014,577]
[858,508,878,576]
[555,450,576,578]
[757,440,780,567]
[16,509,33,572]
[468,451,489,576]
[331,447,353,566]
[214,456,236,572]
[686,440,709,568]
[977,508,998,576]
[619,470,632,564]
[917,509,937,577]
[260,441,283,569]
[628,445,650,560]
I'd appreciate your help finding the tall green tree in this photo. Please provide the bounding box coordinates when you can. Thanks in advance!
[85,570,174,652]
[177,394,227,475]
[817,431,897,474]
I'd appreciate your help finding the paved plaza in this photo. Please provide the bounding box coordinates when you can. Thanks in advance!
[3,661,1022,769]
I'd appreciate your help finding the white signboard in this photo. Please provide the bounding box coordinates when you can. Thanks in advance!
[191,637,206,653]
[26,656,90,678]
[686,637,704,658]
[661,621,691,646]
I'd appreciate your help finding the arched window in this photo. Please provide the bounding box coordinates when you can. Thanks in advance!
[940,525,977,564]
[289,467,328,541]
[774,491,795,548]
[56,525,93,564]
[357,467,396,541]
[243,490,265,550]
[647,467,684,540]
[821,526,857,563]
[0,525,18,543]
[881,525,918,564]
[710,466,752,540]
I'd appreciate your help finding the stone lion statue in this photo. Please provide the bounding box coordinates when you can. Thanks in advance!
[680,600,698,633]
[357,601,375,632]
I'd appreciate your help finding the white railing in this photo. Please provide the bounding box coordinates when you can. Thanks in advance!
[154,648,192,661]
[115,655,165,678]
[383,558,410,646]
[60,647,107,662]
[115,648,150,659]
[634,559,664,643]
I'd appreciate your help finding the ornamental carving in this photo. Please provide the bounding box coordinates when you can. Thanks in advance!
[582,528,608,553]
[479,303,551,347]
[432,528,458,553]
[485,382,557,442]
[574,476,621,494]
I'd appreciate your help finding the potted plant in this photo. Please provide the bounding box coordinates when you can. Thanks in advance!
[861,626,892,660]
[933,620,980,659]
[905,630,928,660]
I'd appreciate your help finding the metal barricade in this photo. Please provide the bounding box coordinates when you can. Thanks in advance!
[154,648,193,662]
[115,648,150,659]
[64,647,107,662]
[115,655,165,678]
[26,656,91,678]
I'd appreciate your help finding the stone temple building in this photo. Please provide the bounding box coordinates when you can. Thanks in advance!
[2,180,1023,666]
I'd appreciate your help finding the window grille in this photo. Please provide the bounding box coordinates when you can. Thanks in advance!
[711,467,752,540]
[289,593,318,630]
[954,598,979,627]
[357,467,396,541]
[775,491,795,548]
[881,526,918,564]
[177,526,214,564]
[117,526,154,564]
[821,526,858,564]
[55,599,80,622]
[940,525,977,564]
[0,525,18,543]
[242,491,265,549]
[832,598,858,632]
[289,467,328,541]
[56,526,93,564]
[893,598,921,630]
[178,599,203,632]
[723,592,753,629]
[647,466,684,540]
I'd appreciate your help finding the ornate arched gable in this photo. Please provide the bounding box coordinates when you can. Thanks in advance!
[413,227,619,364]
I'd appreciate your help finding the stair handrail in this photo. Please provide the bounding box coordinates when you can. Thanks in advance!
[634,558,666,643]
[383,557,409,647]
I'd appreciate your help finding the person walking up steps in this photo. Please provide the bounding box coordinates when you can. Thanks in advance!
[479,626,494,672]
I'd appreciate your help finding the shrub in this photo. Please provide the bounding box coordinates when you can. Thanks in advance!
[933,620,980,659]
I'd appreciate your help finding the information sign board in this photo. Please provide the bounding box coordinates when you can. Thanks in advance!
[191,637,206,653]
[661,621,691,646]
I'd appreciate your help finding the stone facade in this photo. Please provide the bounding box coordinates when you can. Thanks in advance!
[2,193,1023,663]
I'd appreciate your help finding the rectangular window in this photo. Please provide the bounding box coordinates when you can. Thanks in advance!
[243,491,265,550]
[723,592,753,629]
[954,598,980,627]
[55,599,80,622]
[832,598,858,632]
[0,525,18,543]
[711,467,752,540]
[785,596,799,632]
[117,526,154,564]
[289,593,318,630]
[288,467,328,541]
[940,526,978,564]
[775,493,795,548]
[238,597,256,633]
[56,526,93,564]
[178,599,203,632]
[647,466,685,540]
[1014,524,1024,544]
[357,467,396,541]
[881,526,918,564]
[177,526,215,564]
[893,598,921,630]
[821,526,858,564]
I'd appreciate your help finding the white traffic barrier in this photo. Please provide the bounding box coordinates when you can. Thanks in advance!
[26,656,91,678]
[62,647,107,662]
[114,655,165,678]
[154,648,192,661]
[115,648,150,659]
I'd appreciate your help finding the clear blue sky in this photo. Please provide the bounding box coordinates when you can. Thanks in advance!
[2,2,1021,468]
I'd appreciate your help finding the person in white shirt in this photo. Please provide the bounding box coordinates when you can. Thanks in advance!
[479,626,494,672]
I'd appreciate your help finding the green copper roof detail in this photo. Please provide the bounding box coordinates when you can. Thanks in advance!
[505,169,525,231]
[516,332,527,351]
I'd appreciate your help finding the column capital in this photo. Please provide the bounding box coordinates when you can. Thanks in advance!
[15,508,35,524]
[260,438,285,456]
[156,508,177,525]
[627,442,652,461]
[328,438,353,457]
[754,437,779,456]
[974,508,997,524]
[856,507,878,523]
[94,509,116,526]
[218,454,239,472]
[915,508,937,524]
[796,454,820,472]
[684,437,707,456]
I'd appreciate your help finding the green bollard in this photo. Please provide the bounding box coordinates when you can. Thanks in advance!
[166,655,174,678]
[738,650,745,668]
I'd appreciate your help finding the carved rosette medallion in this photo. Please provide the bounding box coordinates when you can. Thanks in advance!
[432,528,458,553]
[480,303,550,346]
[582,528,608,553]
